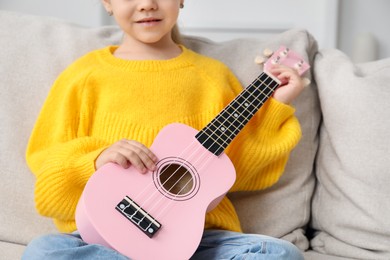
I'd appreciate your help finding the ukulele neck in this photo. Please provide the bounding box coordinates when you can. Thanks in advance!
[195,72,280,156]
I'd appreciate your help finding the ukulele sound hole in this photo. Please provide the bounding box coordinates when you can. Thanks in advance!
[154,157,200,201]
[159,164,194,196]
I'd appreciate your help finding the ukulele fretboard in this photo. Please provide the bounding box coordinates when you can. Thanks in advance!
[195,72,279,156]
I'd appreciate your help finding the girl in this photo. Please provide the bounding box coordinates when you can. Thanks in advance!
[23,0,305,259]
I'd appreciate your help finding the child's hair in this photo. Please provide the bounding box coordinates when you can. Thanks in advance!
[171,24,182,45]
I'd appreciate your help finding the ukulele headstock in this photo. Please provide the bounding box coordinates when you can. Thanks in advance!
[256,46,311,86]
[257,46,310,76]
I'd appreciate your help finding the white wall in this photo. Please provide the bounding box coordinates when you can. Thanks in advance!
[0,0,105,27]
[1,0,389,61]
[179,0,339,50]
[338,0,390,62]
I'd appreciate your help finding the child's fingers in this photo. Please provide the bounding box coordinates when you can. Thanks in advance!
[267,65,304,104]
[126,140,158,163]
[111,153,131,169]
[121,140,157,173]
[95,139,158,172]
[127,149,157,173]
[269,65,299,75]
[276,71,292,81]
[268,66,298,85]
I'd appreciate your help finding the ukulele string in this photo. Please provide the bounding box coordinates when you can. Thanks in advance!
[132,138,200,202]
[127,72,279,229]
[214,73,279,156]
[133,73,277,228]
[167,74,279,195]
[138,73,278,224]
[124,139,202,230]
[128,76,275,209]
[129,129,218,219]
[154,74,278,220]
[152,73,279,221]
[171,74,277,195]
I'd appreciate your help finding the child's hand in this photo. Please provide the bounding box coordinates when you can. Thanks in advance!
[269,65,305,104]
[95,139,158,173]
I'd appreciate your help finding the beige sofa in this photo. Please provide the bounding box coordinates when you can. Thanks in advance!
[1,11,390,260]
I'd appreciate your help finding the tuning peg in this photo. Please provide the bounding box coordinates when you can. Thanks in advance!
[271,56,281,65]
[302,77,311,87]
[254,55,266,65]
[295,60,304,70]
[280,48,290,57]
[263,48,273,58]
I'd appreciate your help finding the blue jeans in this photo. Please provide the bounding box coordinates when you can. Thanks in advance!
[22,230,304,260]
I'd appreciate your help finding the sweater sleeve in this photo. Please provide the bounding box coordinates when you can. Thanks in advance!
[26,64,109,231]
[224,72,302,192]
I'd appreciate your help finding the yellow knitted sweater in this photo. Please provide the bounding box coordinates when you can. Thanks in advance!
[26,45,301,233]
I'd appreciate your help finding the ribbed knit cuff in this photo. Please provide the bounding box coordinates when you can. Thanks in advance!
[69,147,107,188]
[258,97,296,132]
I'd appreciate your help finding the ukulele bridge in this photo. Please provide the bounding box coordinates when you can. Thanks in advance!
[116,196,162,238]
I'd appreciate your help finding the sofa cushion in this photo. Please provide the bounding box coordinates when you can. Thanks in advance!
[0,10,319,252]
[311,49,390,259]
[0,11,122,246]
[0,241,26,260]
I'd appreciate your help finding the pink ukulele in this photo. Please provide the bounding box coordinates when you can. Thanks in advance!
[76,46,310,260]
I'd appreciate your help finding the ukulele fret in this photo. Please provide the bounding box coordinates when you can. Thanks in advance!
[205,122,236,143]
[196,73,279,156]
